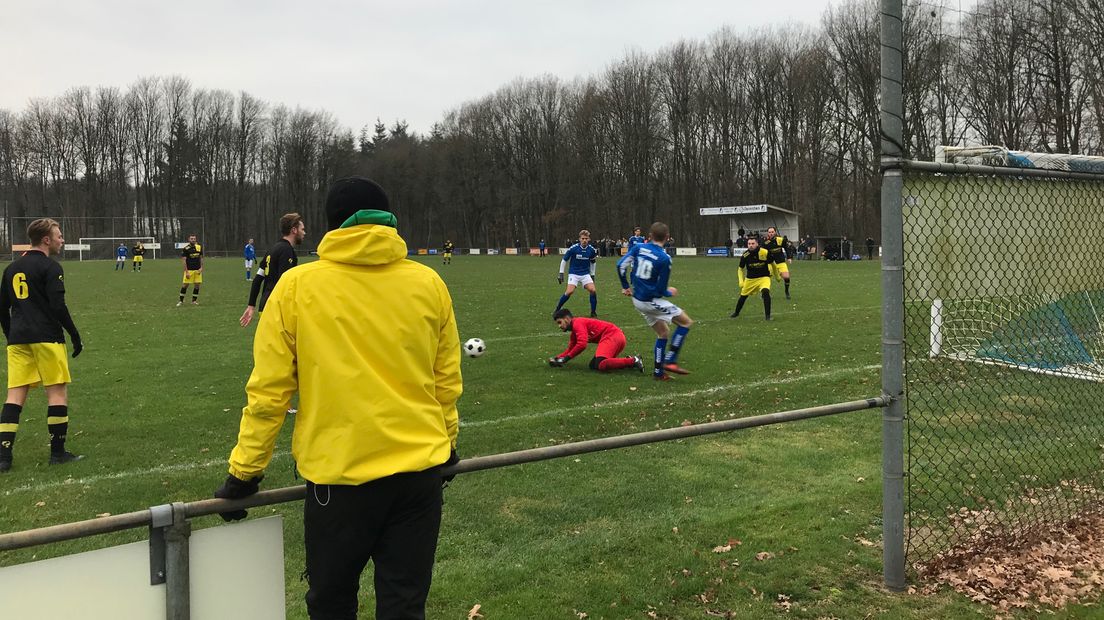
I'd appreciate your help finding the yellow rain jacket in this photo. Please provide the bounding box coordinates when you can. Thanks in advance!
[228,224,462,485]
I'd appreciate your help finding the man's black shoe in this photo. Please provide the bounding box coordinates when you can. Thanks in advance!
[0,459,11,473]
[49,451,84,466]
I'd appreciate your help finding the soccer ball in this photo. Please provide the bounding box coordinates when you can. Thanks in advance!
[464,338,486,358]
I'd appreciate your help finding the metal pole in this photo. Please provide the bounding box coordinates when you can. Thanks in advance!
[0,396,888,550]
[880,0,908,592]
[164,502,191,620]
[183,397,886,519]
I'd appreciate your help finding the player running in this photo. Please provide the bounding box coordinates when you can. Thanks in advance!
[0,218,84,472]
[548,309,644,372]
[617,222,694,381]
[730,236,775,320]
[240,213,305,327]
[114,243,128,271]
[443,240,454,265]
[244,238,256,280]
[177,234,203,306]
[762,226,794,299]
[132,242,145,272]
[555,229,599,317]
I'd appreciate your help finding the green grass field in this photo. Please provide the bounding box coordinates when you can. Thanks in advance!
[0,254,1092,618]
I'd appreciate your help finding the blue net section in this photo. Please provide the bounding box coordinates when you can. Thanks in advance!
[976,292,1104,373]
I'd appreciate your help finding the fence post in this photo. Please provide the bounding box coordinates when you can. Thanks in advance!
[880,0,907,592]
[165,502,192,620]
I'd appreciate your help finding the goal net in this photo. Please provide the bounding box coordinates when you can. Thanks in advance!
[929,292,1104,382]
[77,237,160,261]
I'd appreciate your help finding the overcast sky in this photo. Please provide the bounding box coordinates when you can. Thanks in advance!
[2,0,848,134]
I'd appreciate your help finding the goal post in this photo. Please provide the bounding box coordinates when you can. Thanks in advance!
[77,237,160,261]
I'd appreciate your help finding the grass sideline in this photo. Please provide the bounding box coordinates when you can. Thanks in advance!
[0,253,1074,618]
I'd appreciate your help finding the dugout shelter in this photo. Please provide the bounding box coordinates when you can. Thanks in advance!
[700,204,800,244]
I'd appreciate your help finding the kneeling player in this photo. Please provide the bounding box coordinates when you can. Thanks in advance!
[548,309,643,372]
[731,236,773,320]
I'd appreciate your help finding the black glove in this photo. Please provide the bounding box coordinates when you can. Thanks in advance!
[442,449,460,484]
[213,474,263,522]
[71,340,82,358]
[548,356,567,367]
[557,273,564,285]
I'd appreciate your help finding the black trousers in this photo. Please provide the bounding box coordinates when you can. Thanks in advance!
[304,468,444,620]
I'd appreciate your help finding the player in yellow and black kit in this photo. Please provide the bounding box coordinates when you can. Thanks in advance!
[178,234,203,306]
[730,236,776,321]
[443,240,454,265]
[762,226,794,299]
[132,242,146,272]
[0,218,84,472]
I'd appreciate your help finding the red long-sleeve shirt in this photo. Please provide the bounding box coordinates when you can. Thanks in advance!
[557,317,623,359]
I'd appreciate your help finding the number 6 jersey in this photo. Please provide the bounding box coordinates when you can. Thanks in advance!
[0,250,78,344]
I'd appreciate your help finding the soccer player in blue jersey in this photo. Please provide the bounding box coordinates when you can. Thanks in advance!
[114,243,128,271]
[244,238,256,280]
[627,227,646,252]
[617,222,694,381]
[555,229,599,317]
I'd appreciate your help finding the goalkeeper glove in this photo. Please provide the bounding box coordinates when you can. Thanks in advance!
[71,339,83,358]
[213,474,263,522]
[548,356,567,367]
[557,273,564,284]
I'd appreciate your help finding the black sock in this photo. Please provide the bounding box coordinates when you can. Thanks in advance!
[763,290,772,318]
[785,281,790,294]
[0,403,22,461]
[47,405,68,455]
[733,295,748,315]
[179,286,187,302]
[192,288,200,302]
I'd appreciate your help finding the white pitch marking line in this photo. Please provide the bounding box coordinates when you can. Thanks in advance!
[3,453,289,496]
[6,364,880,495]
[483,305,880,344]
[460,364,880,428]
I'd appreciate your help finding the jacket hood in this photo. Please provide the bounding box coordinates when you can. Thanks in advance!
[317,225,409,266]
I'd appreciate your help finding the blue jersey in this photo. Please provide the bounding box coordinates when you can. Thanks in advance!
[628,235,646,250]
[618,242,672,301]
[116,246,128,258]
[244,243,256,260]
[562,243,597,276]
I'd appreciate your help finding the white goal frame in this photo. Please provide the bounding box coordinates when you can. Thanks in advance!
[77,237,161,261]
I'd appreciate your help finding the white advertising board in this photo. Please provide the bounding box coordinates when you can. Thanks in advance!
[0,516,286,620]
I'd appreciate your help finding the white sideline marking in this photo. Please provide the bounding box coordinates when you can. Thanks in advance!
[460,364,881,428]
[3,453,289,496]
[5,365,879,495]
[485,305,880,344]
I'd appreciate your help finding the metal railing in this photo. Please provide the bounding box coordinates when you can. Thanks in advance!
[0,397,885,619]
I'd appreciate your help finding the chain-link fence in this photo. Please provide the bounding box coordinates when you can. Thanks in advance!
[901,163,1104,570]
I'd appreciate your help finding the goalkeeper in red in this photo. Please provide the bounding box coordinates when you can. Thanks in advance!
[548,309,644,372]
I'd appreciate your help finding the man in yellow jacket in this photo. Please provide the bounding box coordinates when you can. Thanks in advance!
[214,177,462,620]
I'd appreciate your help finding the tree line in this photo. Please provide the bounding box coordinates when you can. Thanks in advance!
[1,0,1101,251]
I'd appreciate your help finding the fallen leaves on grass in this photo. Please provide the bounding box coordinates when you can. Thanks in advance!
[711,544,732,553]
[919,511,1104,612]
[95,512,111,518]
[755,551,774,561]
[466,603,483,619]
[34,501,45,507]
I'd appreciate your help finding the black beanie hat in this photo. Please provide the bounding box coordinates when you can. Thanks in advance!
[325,177,390,231]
